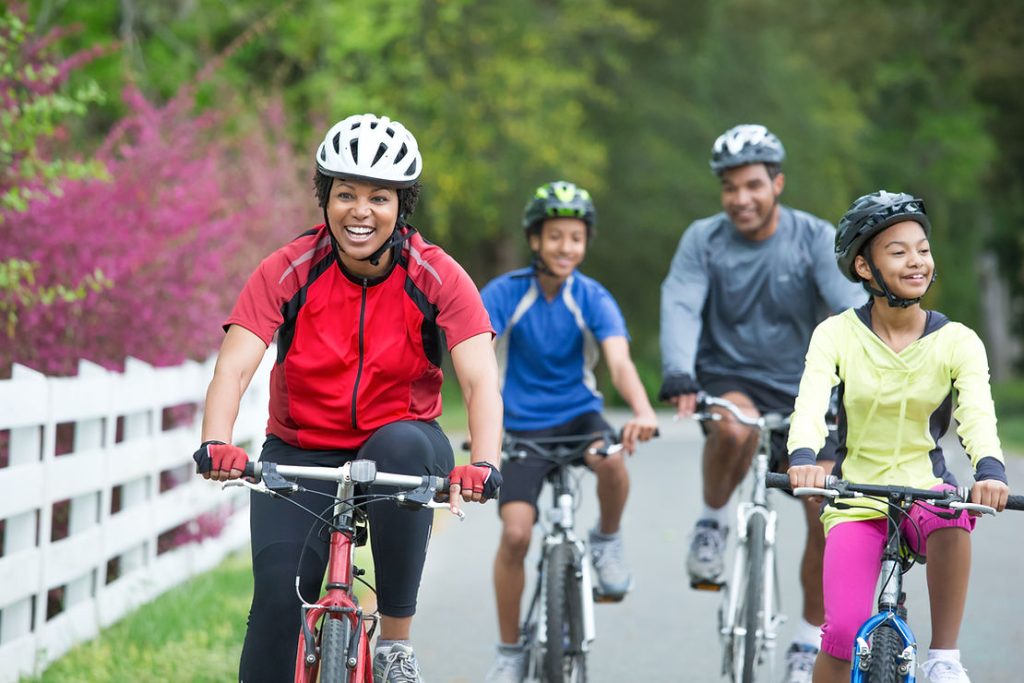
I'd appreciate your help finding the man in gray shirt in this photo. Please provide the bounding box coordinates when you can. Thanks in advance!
[659,124,865,682]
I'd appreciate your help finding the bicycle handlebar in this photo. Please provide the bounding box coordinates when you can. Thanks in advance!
[228,459,460,515]
[693,393,790,431]
[502,432,625,463]
[765,472,1024,511]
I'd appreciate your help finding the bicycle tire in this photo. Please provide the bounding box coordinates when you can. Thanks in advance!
[739,513,766,683]
[543,542,587,682]
[863,623,902,683]
[319,616,353,683]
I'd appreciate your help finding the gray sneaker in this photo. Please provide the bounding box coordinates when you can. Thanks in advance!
[372,643,424,683]
[483,645,527,683]
[686,520,727,585]
[589,529,633,600]
[781,643,817,683]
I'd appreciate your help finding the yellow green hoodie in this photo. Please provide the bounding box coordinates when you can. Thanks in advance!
[787,304,1006,533]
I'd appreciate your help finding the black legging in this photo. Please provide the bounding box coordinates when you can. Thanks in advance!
[238,420,454,683]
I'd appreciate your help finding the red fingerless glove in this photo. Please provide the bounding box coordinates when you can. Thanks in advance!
[448,462,502,499]
[193,440,248,474]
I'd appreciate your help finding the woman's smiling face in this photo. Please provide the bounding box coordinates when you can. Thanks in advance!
[326,178,399,268]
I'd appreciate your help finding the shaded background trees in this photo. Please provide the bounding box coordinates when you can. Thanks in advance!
[4,0,1023,385]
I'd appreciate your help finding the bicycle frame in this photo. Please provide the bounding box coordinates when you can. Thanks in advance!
[850,497,918,683]
[696,394,786,683]
[531,463,597,651]
[720,443,782,671]
[231,460,452,683]
[767,475,1023,683]
[293,473,373,683]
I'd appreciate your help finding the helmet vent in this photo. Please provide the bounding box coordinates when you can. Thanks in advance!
[372,143,388,166]
[350,139,359,163]
[394,143,408,164]
[332,132,342,154]
[406,158,418,177]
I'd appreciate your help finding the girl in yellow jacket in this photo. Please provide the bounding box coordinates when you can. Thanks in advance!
[785,191,1009,683]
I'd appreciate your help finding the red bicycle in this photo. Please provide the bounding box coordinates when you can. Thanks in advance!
[226,459,460,682]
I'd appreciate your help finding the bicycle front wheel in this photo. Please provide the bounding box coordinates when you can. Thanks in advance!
[738,513,765,683]
[543,542,587,682]
[319,616,354,683]
[863,624,903,683]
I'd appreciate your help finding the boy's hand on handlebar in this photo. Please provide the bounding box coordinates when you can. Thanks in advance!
[193,440,248,482]
[448,462,502,507]
[621,413,658,454]
[972,479,1009,512]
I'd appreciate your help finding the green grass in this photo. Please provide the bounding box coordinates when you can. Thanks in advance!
[23,551,253,682]
[993,379,1024,455]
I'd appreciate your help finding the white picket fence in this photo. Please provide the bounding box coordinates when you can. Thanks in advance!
[0,352,273,682]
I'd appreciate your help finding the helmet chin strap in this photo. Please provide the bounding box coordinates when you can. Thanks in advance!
[863,254,937,309]
[531,251,556,277]
[324,207,416,267]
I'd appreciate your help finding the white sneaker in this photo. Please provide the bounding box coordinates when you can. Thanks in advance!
[920,657,970,683]
[686,520,727,584]
[372,643,424,683]
[780,643,817,682]
[483,645,526,683]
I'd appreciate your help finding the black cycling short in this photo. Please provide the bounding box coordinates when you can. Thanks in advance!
[697,373,838,471]
[498,411,615,519]
[238,420,454,683]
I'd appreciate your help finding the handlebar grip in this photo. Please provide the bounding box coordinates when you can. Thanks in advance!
[242,461,256,479]
[1005,494,1024,511]
[766,472,791,490]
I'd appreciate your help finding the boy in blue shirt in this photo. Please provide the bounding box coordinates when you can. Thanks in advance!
[482,181,658,682]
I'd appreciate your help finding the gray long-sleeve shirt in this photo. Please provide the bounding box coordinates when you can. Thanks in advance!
[660,206,867,396]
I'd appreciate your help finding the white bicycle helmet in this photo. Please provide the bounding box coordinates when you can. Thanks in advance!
[709,124,785,173]
[316,113,422,188]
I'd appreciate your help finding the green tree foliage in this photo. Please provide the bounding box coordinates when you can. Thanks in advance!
[22,0,1024,376]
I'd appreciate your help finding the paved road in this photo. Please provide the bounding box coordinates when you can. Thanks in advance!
[410,410,1024,682]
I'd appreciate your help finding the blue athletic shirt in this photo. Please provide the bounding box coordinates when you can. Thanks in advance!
[481,268,629,431]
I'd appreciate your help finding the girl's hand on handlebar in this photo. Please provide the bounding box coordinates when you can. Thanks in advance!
[972,479,1009,513]
[788,464,827,502]
[621,413,659,454]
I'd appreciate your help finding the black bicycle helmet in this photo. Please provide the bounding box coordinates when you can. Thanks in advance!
[835,191,930,282]
[522,181,597,239]
[835,190,933,308]
[709,124,785,174]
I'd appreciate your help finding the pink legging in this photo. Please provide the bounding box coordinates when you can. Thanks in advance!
[820,485,976,660]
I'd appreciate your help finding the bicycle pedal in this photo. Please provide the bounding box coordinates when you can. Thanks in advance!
[592,590,626,603]
[690,579,725,592]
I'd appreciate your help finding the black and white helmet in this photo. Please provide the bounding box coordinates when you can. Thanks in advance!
[709,124,786,173]
[316,113,422,188]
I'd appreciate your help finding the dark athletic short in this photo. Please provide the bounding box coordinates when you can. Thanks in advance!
[697,373,838,472]
[498,411,615,518]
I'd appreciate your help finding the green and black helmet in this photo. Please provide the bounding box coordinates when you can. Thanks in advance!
[835,191,930,282]
[522,181,597,239]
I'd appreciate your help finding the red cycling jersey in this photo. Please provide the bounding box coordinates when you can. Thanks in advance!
[225,225,493,450]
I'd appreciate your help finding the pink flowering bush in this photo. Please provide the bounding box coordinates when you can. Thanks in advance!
[1,62,316,375]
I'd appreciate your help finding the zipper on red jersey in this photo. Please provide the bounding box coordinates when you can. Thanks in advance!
[351,278,368,429]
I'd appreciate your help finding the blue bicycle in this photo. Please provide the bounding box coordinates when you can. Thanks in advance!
[767,473,1024,682]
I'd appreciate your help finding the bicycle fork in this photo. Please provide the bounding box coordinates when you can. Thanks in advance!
[720,504,782,662]
[851,558,917,682]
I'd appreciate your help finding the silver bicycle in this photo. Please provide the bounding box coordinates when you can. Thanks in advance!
[693,393,789,683]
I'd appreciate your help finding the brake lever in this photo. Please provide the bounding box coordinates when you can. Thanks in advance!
[949,501,996,516]
[222,479,268,494]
